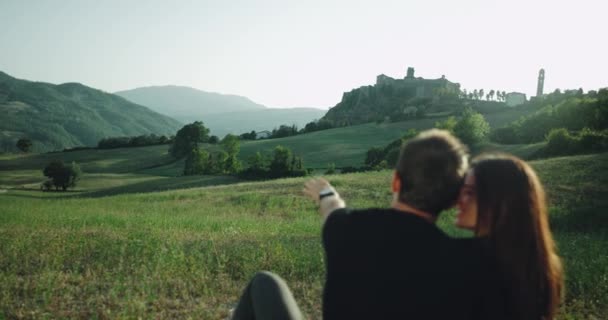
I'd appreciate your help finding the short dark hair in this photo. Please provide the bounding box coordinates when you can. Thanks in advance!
[395,129,468,215]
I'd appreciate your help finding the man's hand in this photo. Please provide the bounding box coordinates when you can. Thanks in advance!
[303,178,346,222]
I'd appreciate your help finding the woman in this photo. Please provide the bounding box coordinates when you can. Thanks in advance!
[455,154,564,319]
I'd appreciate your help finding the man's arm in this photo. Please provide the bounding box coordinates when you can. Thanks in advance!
[303,178,346,223]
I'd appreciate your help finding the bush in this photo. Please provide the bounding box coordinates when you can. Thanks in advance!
[543,128,608,157]
[544,128,575,156]
[579,128,608,152]
[325,163,336,175]
[490,126,520,144]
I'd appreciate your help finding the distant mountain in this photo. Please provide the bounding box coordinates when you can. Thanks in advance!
[203,108,326,137]
[116,85,326,137]
[115,85,266,120]
[0,71,182,152]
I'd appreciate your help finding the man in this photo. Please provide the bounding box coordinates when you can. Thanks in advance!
[303,129,498,319]
[232,129,499,320]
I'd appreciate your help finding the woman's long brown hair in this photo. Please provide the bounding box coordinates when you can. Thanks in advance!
[472,154,563,320]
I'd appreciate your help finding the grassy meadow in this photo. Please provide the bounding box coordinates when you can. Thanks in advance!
[0,144,607,318]
[240,109,540,168]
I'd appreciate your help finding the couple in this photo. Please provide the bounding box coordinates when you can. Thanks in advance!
[231,129,563,320]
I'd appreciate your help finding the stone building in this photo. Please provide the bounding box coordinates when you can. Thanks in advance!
[505,92,527,107]
[375,67,461,98]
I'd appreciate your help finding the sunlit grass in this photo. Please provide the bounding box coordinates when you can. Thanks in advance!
[1,153,607,319]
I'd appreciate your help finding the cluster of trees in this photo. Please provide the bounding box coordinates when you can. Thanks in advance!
[270,125,299,139]
[97,134,172,149]
[460,89,508,102]
[544,128,608,157]
[251,119,337,141]
[183,134,241,175]
[170,121,211,158]
[491,89,608,144]
[239,146,307,180]
[301,119,336,134]
[41,160,82,191]
[171,122,308,179]
[365,129,419,169]
[239,131,257,140]
[435,108,491,145]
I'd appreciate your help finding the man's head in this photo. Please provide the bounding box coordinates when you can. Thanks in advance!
[392,129,469,216]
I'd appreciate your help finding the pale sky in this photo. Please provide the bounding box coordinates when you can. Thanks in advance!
[0,0,606,109]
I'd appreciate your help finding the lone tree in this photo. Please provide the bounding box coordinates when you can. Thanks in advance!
[43,160,81,191]
[170,121,210,158]
[16,138,33,153]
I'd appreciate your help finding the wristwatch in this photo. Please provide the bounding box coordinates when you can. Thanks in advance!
[319,186,335,200]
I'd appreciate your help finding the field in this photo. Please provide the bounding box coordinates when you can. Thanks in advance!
[1,142,607,319]
[240,108,540,168]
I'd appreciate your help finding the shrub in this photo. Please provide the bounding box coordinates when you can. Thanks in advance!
[544,128,575,156]
[543,128,608,157]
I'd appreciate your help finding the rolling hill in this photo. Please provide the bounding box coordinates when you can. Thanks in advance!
[0,71,182,152]
[115,85,326,137]
[0,112,546,180]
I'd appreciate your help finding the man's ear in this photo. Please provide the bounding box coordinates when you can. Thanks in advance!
[392,171,401,193]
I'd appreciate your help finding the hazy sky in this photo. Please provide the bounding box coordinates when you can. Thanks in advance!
[0,0,606,109]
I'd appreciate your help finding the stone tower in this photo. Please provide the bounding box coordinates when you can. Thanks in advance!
[406,67,415,78]
[537,68,545,97]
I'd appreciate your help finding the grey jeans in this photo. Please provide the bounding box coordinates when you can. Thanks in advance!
[231,271,304,320]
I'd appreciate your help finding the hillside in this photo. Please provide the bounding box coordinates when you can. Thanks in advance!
[0,72,182,152]
[320,70,534,127]
[0,113,546,180]
[239,112,546,169]
[115,85,326,137]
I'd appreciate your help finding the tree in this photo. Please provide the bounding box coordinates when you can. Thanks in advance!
[365,147,385,167]
[435,116,458,134]
[473,89,479,100]
[489,90,495,101]
[479,89,485,101]
[16,138,32,153]
[221,134,240,156]
[43,160,81,191]
[271,125,299,138]
[239,131,257,140]
[221,134,241,174]
[170,121,210,158]
[183,148,209,175]
[453,108,491,145]
[69,161,82,188]
[269,146,292,177]
[209,135,219,144]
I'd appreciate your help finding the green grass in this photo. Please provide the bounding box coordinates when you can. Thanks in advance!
[0,145,175,173]
[0,153,607,319]
[240,112,539,169]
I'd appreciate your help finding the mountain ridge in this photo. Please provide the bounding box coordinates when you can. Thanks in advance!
[0,71,182,152]
[116,85,326,137]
